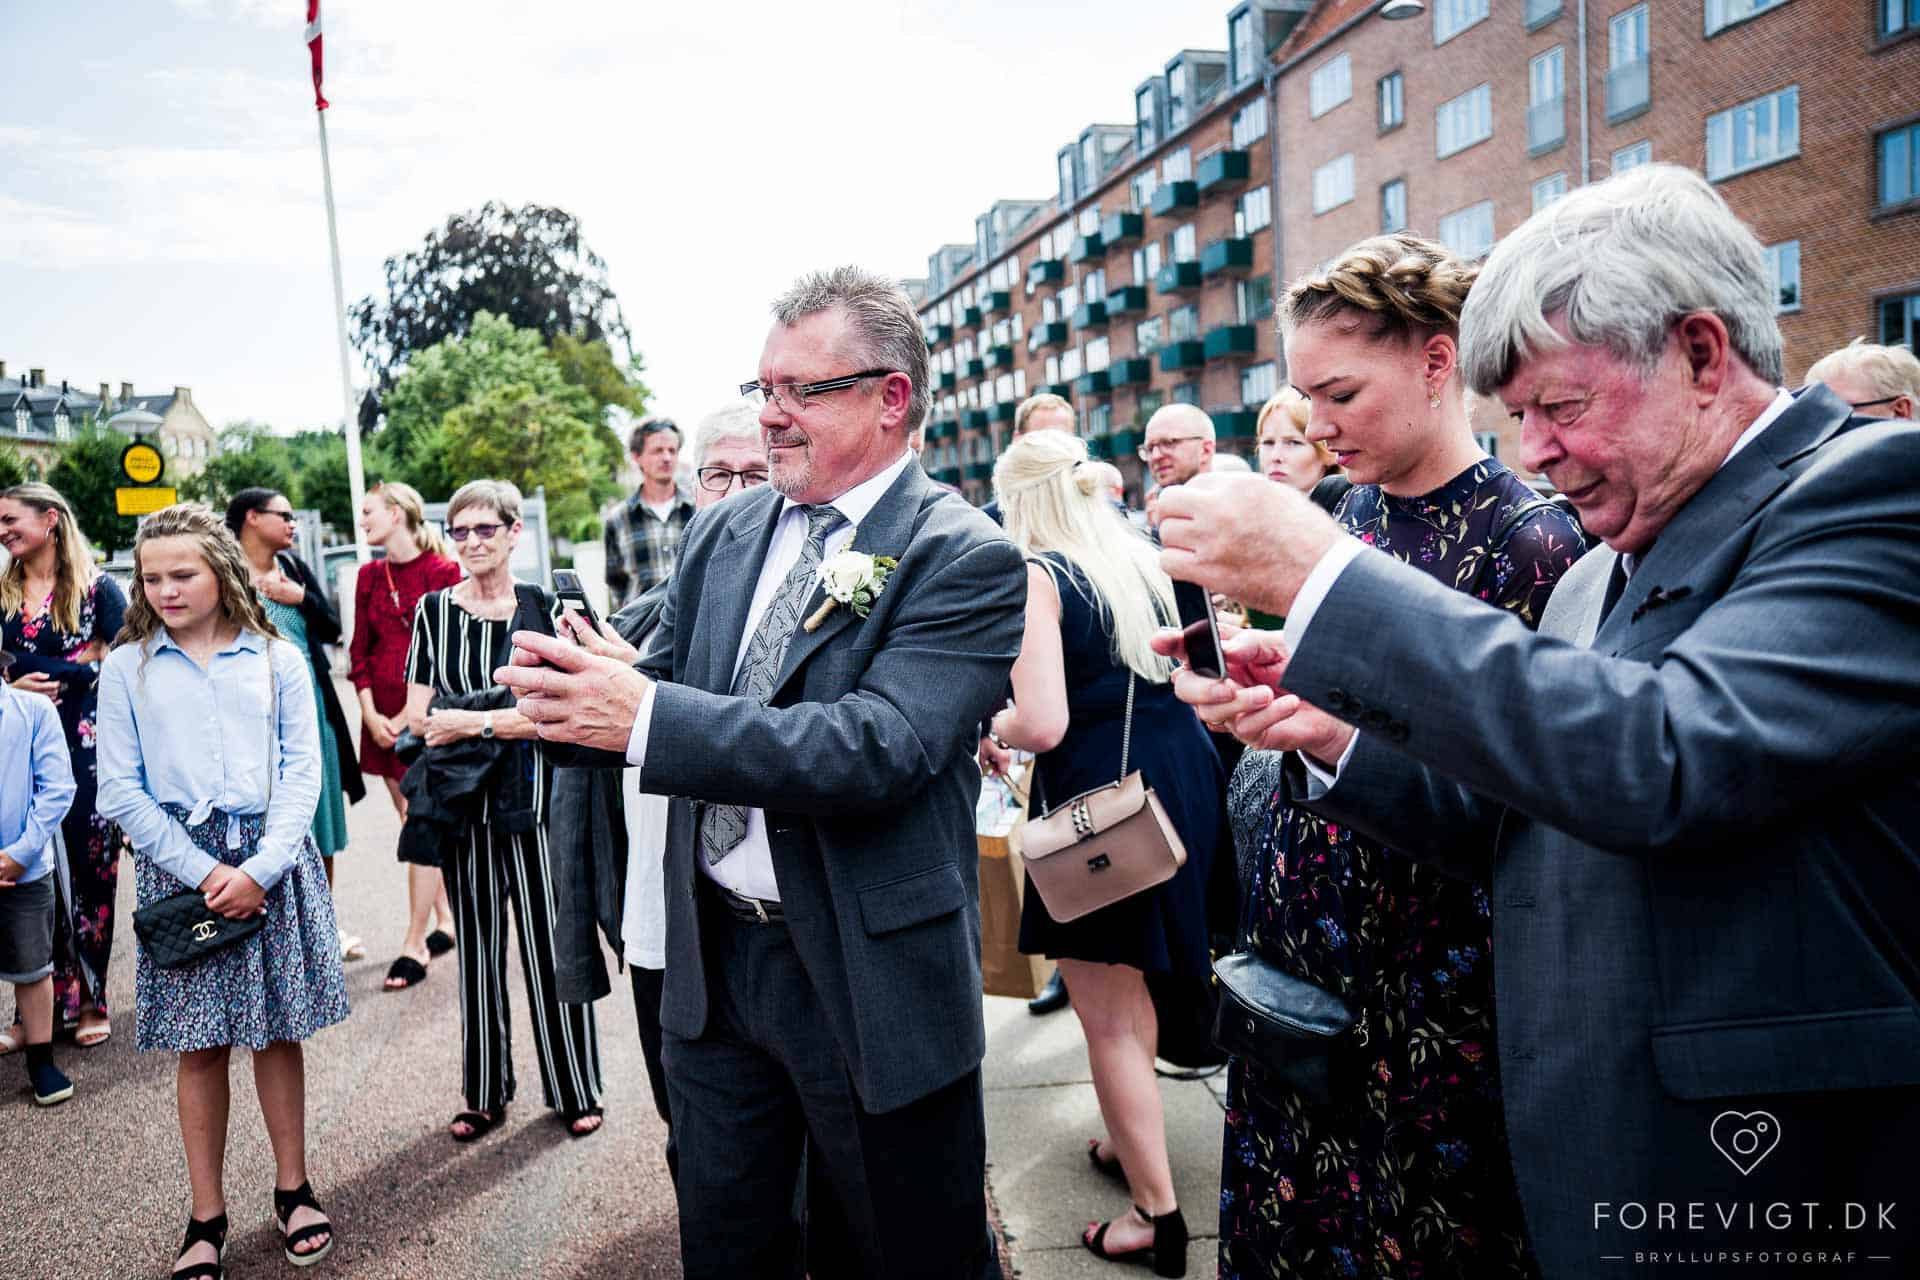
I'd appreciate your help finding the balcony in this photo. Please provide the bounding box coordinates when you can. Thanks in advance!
[1109,357,1152,388]
[933,465,963,486]
[1203,323,1257,361]
[979,289,1011,317]
[963,409,991,431]
[925,323,952,346]
[961,304,983,328]
[1104,285,1148,318]
[1159,341,1205,372]
[988,344,1015,370]
[926,417,958,441]
[1196,148,1251,198]
[990,401,1018,424]
[1606,57,1649,124]
[1156,260,1203,294]
[1101,211,1145,248]
[1084,435,1112,460]
[962,359,984,382]
[1111,428,1143,458]
[1213,407,1258,439]
[964,462,993,482]
[1200,237,1254,279]
[1150,180,1199,216]
[1071,299,1110,330]
[1027,257,1065,289]
[1527,97,1566,155]
[936,370,957,391]
[1027,320,1069,353]
[1525,0,1562,28]
[1075,369,1112,395]
[1069,232,1106,264]
[1041,382,1075,400]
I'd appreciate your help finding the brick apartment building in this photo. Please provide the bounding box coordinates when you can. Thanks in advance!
[913,0,1920,502]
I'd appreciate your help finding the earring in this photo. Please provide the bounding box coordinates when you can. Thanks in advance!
[1429,395,1442,409]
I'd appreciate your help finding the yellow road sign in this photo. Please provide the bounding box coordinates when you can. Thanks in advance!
[116,486,178,516]
[120,441,165,484]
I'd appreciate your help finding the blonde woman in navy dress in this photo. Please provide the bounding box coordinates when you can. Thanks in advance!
[96,504,349,1280]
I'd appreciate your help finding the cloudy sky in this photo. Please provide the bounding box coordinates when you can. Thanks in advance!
[1,0,1234,435]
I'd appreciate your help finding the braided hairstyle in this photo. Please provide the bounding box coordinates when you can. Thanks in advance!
[1282,232,1479,347]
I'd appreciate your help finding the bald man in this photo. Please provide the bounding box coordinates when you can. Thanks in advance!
[1140,404,1216,489]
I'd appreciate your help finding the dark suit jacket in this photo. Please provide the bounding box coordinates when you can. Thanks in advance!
[637,461,1026,1114]
[1283,386,1920,1275]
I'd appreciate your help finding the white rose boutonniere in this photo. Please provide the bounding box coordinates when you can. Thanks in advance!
[804,545,898,633]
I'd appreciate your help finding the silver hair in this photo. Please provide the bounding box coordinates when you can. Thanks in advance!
[771,266,930,434]
[689,401,764,471]
[1459,163,1783,395]
[1805,337,1920,401]
[447,477,523,526]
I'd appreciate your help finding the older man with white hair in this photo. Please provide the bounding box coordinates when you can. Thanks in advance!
[1804,336,1920,420]
[1157,164,1920,1273]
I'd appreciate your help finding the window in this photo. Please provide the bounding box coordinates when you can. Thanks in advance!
[1014,369,1027,397]
[1163,147,1193,183]
[1705,86,1799,181]
[1529,47,1566,152]
[1172,224,1197,261]
[1045,356,1061,384]
[1172,382,1201,406]
[1532,171,1568,211]
[1879,123,1920,209]
[1607,5,1650,121]
[1230,7,1261,86]
[1237,185,1272,235]
[1313,154,1356,214]
[1133,241,1164,282]
[52,411,69,441]
[1086,337,1111,373]
[1881,293,1920,348]
[1168,63,1189,132]
[1241,361,1278,406]
[1232,96,1268,149]
[1062,346,1084,380]
[1136,84,1159,152]
[1613,140,1652,171]
[1706,0,1789,35]
[1381,178,1408,232]
[10,407,24,434]
[1238,275,1275,323]
[1084,269,1107,303]
[1080,135,1100,191]
[1434,0,1489,44]
[1132,169,1160,212]
[1078,206,1102,236]
[1438,200,1497,259]
[1437,83,1493,158]
[1087,403,1112,436]
[1170,304,1200,341]
[1763,241,1800,312]
[1309,53,1352,118]
[1134,390,1166,426]
[1057,149,1077,207]
[1136,316,1166,356]
[1884,0,1920,37]
[1378,72,1405,132]
[1060,283,1080,316]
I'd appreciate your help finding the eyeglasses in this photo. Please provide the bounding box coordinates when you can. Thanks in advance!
[1137,435,1211,460]
[447,523,503,543]
[259,508,296,523]
[738,369,896,415]
[1849,396,1906,411]
[696,466,771,493]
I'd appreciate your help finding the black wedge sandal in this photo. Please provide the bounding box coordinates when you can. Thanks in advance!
[169,1212,228,1280]
[1082,1203,1189,1278]
[272,1181,335,1268]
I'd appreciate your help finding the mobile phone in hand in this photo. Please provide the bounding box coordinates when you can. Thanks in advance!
[1171,579,1227,680]
[551,570,602,643]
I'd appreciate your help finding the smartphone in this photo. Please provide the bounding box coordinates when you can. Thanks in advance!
[1171,579,1227,680]
[551,570,602,642]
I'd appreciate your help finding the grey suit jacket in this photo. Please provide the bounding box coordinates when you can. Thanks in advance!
[636,460,1026,1114]
[1285,386,1920,1275]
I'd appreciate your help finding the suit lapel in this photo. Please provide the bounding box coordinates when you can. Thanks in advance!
[1593,388,1848,652]
[700,491,786,692]
[770,460,931,699]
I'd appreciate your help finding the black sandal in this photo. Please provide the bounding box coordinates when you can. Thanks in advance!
[449,1107,504,1142]
[169,1212,227,1280]
[425,928,456,957]
[562,1105,604,1138]
[1082,1203,1188,1277]
[272,1181,335,1268]
[1087,1138,1127,1185]
[383,955,427,990]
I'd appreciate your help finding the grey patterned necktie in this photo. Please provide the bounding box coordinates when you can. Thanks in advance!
[701,503,843,865]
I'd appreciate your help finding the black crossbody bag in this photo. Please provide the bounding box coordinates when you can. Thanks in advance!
[132,644,277,970]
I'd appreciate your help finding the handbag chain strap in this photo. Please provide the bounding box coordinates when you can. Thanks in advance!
[1116,672,1136,782]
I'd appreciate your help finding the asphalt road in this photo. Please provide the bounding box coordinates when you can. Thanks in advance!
[3,679,681,1279]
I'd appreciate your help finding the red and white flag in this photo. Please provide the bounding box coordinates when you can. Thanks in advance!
[305,0,327,110]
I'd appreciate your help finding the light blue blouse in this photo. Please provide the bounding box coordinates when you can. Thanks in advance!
[95,628,321,893]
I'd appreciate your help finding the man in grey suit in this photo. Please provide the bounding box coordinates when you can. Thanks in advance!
[1156,165,1919,1275]
[501,266,1025,1278]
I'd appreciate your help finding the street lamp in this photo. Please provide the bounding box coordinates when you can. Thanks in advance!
[106,407,164,438]
[1380,0,1426,16]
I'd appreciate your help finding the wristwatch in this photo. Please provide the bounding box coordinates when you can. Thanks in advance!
[480,711,495,740]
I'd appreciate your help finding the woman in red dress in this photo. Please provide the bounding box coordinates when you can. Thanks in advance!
[348,481,464,990]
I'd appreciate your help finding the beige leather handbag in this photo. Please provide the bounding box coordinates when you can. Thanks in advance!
[1018,676,1188,923]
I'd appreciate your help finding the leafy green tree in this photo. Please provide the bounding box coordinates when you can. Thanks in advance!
[439,383,603,537]
[0,445,26,489]
[49,427,157,555]
[547,332,648,512]
[380,311,594,467]
[290,433,355,532]
[180,423,296,512]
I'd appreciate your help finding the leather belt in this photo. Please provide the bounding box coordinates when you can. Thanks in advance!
[707,880,785,925]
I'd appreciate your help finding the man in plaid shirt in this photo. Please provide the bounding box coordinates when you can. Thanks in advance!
[603,418,696,609]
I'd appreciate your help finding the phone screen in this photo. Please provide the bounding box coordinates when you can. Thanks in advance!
[1171,579,1226,680]
[551,570,601,640]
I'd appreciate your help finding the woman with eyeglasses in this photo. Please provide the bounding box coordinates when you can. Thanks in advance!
[405,478,603,1143]
[227,488,365,961]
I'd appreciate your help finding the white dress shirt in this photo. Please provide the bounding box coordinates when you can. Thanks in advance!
[1292,388,1794,787]
[624,449,915,902]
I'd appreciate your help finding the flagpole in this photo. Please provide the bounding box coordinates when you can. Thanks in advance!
[315,106,369,566]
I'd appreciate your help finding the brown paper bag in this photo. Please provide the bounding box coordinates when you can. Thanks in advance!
[979,830,1052,999]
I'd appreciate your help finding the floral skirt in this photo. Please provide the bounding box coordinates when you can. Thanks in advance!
[132,805,351,1054]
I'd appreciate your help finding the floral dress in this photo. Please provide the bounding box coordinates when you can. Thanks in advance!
[1218,460,1584,1280]
[2,575,130,1029]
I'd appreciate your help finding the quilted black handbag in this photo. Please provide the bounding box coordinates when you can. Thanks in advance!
[133,891,266,970]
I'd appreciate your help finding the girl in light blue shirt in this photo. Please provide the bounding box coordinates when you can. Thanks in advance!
[95,504,348,1278]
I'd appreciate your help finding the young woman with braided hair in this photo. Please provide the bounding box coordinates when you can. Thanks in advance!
[1216,234,1584,1278]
